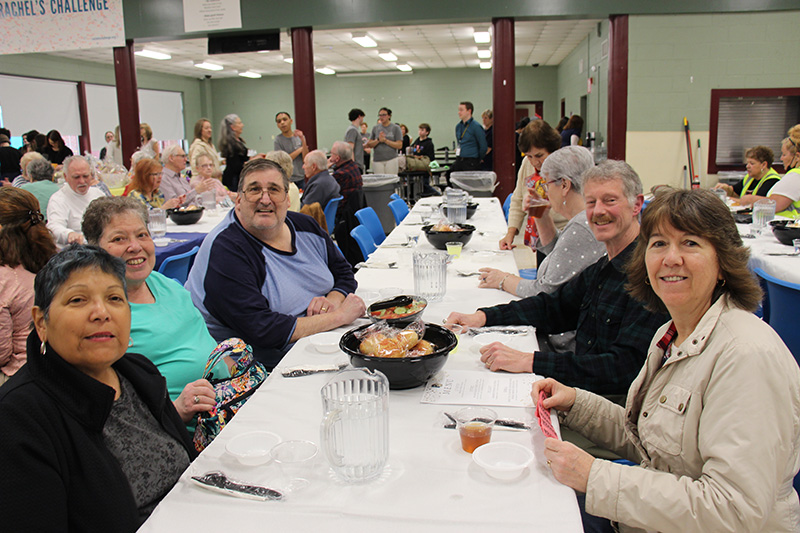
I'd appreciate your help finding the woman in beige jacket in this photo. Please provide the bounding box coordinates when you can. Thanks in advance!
[534,188,800,532]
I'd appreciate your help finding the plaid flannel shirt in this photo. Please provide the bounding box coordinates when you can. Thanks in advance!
[480,241,668,395]
[332,159,363,197]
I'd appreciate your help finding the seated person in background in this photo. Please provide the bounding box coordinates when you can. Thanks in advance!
[329,141,367,267]
[11,150,45,188]
[46,155,106,245]
[329,141,363,204]
[0,133,22,182]
[186,159,365,368]
[19,158,60,218]
[768,123,800,219]
[713,145,780,206]
[127,158,183,210]
[160,145,203,203]
[265,151,300,211]
[301,149,340,209]
[446,161,668,396]
[0,188,57,386]
[0,245,197,530]
[538,188,800,532]
[83,197,224,423]
[43,129,73,165]
[190,153,236,203]
[411,123,436,161]
[478,146,605,353]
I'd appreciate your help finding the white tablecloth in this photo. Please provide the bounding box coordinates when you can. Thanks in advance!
[739,223,800,285]
[140,197,582,532]
[165,206,231,233]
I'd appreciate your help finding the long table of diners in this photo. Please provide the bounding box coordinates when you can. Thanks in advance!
[140,197,583,532]
[153,207,231,268]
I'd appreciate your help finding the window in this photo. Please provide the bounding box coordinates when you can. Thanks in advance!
[708,88,800,174]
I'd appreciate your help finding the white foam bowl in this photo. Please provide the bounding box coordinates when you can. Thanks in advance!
[309,332,342,353]
[226,431,281,466]
[472,332,508,352]
[472,442,534,481]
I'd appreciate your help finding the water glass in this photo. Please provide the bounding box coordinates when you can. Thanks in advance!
[443,188,467,225]
[751,199,776,236]
[712,188,727,204]
[148,208,167,239]
[271,440,318,491]
[320,369,389,483]
[200,190,217,215]
[794,239,800,254]
[413,250,447,301]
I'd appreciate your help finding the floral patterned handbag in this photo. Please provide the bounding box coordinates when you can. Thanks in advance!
[192,338,269,452]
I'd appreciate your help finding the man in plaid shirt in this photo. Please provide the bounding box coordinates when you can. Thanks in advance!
[329,141,363,200]
[446,161,668,395]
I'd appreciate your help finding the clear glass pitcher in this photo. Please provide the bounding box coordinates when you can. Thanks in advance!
[320,368,389,483]
[413,250,447,301]
[442,188,467,224]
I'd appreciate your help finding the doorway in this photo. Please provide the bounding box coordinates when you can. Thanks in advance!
[515,101,544,124]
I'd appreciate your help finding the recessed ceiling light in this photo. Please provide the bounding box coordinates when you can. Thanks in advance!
[477,49,492,59]
[378,50,397,61]
[479,61,492,69]
[316,67,336,75]
[238,71,262,78]
[473,29,491,44]
[283,55,293,64]
[194,61,223,71]
[396,64,412,72]
[351,32,377,48]
[135,49,171,61]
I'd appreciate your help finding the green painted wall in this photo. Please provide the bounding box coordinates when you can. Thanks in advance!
[556,19,609,144]
[628,11,800,133]
[208,66,559,155]
[0,53,204,140]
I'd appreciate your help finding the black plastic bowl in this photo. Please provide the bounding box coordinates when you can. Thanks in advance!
[339,323,457,389]
[770,220,800,246]
[421,224,475,250]
[441,202,479,220]
[367,295,427,327]
[167,207,204,225]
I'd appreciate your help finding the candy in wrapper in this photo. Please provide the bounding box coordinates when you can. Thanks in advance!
[536,390,559,440]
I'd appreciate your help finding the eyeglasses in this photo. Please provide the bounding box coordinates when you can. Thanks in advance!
[378,113,389,117]
[544,178,562,186]
[173,153,187,158]
[148,172,162,178]
[243,184,288,203]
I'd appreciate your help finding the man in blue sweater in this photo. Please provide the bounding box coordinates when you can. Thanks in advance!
[447,101,488,184]
[186,159,365,368]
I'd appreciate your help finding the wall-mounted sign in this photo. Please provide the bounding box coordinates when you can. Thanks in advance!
[0,0,125,54]
[183,0,242,33]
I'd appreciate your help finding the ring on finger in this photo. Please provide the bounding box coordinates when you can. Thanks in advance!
[321,307,328,312]
[193,395,200,404]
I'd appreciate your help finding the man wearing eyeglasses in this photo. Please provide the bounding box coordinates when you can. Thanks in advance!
[186,158,364,369]
[160,144,203,204]
[366,107,403,175]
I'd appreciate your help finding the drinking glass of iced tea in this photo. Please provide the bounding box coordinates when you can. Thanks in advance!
[455,407,497,453]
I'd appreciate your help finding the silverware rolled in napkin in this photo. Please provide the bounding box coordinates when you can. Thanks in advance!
[441,324,531,336]
[442,412,530,431]
[190,471,283,501]
[765,251,800,256]
[355,261,398,269]
[281,362,348,378]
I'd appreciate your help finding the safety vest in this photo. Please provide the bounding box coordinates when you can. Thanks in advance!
[741,168,780,196]
[774,167,800,219]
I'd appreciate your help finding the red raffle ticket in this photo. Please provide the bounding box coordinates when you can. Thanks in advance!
[536,390,559,439]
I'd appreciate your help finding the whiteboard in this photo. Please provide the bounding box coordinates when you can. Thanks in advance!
[85,84,185,153]
[0,74,81,138]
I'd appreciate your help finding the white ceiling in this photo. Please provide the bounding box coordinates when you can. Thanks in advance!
[47,20,601,79]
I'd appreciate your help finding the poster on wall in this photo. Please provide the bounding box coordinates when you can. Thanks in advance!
[0,0,125,55]
[183,0,241,32]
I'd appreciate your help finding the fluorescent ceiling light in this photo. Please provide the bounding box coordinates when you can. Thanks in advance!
[351,32,377,48]
[316,67,336,75]
[378,50,397,61]
[479,61,492,69]
[396,64,412,72]
[135,49,171,61]
[283,55,293,64]
[238,71,262,78]
[194,61,223,71]
[473,29,491,44]
[477,49,492,59]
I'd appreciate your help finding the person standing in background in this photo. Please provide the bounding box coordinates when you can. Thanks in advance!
[481,109,493,171]
[399,124,411,154]
[98,131,114,161]
[139,123,160,160]
[0,133,21,181]
[189,118,221,177]
[44,130,73,165]
[273,112,308,188]
[560,115,584,147]
[448,101,487,180]
[344,108,365,174]
[366,108,403,175]
[361,122,371,172]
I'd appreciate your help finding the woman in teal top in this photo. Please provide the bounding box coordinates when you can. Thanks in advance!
[82,196,231,424]
[714,145,780,206]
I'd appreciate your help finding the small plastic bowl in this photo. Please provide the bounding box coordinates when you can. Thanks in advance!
[473,332,508,351]
[225,431,281,466]
[472,442,534,481]
[309,332,341,353]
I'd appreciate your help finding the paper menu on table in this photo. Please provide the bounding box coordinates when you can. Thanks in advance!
[421,370,541,407]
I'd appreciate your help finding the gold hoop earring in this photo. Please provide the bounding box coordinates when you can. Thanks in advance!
[644,278,651,286]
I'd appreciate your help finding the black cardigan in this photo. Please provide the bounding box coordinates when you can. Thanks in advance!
[0,331,197,532]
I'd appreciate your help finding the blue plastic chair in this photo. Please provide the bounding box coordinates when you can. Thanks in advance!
[158,246,199,285]
[350,225,377,262]
[754,268,800,360]
[388,198,410,225]
[355,207,386,245]
[503,193,512,222]
[390,193,403,202]
[323,195,342,234]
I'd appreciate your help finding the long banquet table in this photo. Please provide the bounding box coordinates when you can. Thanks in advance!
[738,221,800,285]
[140,197,582,532]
